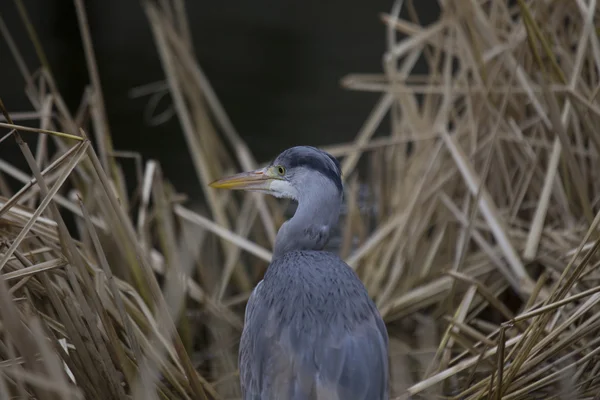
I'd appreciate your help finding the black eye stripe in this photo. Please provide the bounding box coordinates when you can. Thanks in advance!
[287,154,343,193]
[271,147,343,194]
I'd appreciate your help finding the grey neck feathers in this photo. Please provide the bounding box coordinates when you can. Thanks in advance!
[273,175,342,259]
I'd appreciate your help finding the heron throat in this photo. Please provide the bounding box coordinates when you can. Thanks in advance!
[272,181,342,259]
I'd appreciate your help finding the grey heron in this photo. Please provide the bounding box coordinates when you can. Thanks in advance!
[210,146,389,400]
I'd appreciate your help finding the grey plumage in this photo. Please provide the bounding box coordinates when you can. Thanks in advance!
[240,251,389,400]
[210,146,389,400]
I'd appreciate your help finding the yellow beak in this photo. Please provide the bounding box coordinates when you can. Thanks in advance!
[209,168,276,191]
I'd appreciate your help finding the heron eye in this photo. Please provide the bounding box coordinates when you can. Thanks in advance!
[277,166,286,176]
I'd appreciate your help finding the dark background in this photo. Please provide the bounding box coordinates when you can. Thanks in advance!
[1,0,439,198]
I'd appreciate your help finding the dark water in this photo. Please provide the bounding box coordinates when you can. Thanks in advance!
[0,0,439,198]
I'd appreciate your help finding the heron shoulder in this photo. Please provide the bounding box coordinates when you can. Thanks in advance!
[258,250,378,325]
[265,250,363,290]
[240,249,389,400]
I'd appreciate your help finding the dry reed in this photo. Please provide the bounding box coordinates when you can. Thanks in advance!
[1,0,600,399]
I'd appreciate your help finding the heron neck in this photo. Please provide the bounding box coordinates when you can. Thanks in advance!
[273,182,342,259]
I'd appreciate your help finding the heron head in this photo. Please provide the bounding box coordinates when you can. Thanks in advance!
[209,146,343,200]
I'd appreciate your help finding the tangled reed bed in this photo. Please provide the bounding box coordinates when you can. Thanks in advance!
[1,0,600,399]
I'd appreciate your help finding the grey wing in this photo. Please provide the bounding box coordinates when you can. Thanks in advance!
[314,314,389,400]
[239,281,264,399]
[239,290,389,400]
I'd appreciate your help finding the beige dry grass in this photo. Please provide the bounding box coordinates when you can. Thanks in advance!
[1,0,600,399]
